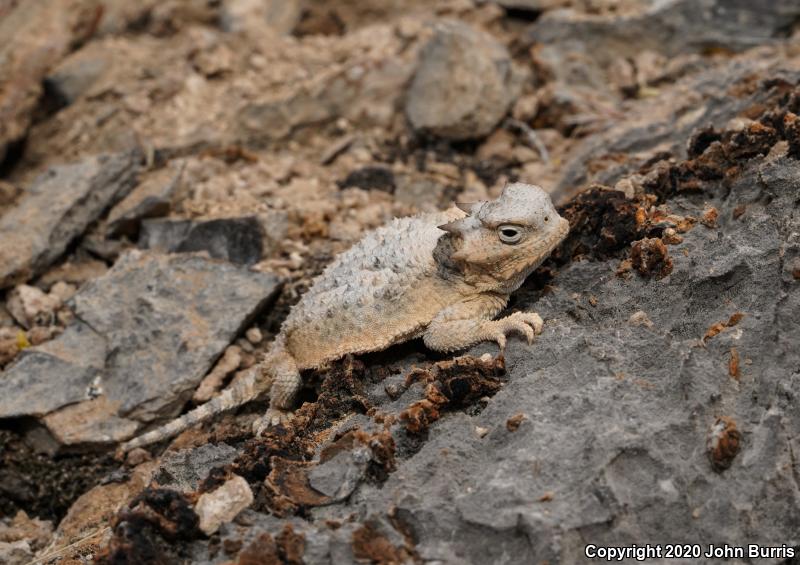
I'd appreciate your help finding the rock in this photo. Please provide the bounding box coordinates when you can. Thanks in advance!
[245,327,262,345]
[48,281,77,303]
[5,284,61,329]
[154,443,239,493]
[235,25,415,144]
[335,131,800,563]
[393,175,447,211]
[530,0,800,64]
[44,47,109,108]
[0,540,31,565]
[140,216,264,265]
[0,181,20,207]
[194,474,254,535]
[337,166,396,193]
[491,0,570,10]
[552,57,795,197]
[0,511,53,552]
[40,396,140,448]
[67,251,279,425]
[107,162,183,238]
[193,345,243,403]
[308,447,370,502]
[0,0,104,163]
[176,217,264,265]
[0,251,280,446]
[0,321,106,419]
[137,219,194,252]
[219,0,301,35]
[0,151,142,289]
[405,20,525,140]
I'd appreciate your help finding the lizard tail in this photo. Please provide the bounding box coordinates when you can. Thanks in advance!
[118,366,263,454]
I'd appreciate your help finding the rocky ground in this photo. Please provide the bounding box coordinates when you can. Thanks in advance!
[0,0,799,563]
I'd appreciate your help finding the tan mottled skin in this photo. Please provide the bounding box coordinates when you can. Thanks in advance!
[119,183,569,454]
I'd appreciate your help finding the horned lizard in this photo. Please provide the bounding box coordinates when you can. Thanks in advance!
[119,183,569,453]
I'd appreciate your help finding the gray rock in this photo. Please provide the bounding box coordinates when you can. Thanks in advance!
[44,49,109,107]
[340,153,800,563]
[552,59,798,197]
[219,0,301,35]
[0,540,32,565]
[492,0,568,9]
[0,251,280,446]
[154,443,239,493]
[405,20,526,140]
[140,217,265,265]
[308,447,370,502]
[530,0,800,63]
[0,321,106,419]
[0,151,141,289]
[0,1,103,164]
[138,219,194,252]
[107,163,183,237]
[69,250,280,423]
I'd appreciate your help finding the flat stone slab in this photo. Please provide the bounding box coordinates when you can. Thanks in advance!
[70,250,280,423]
[0,151,141,288]
[0,321,105,419]
[0,250,280,445]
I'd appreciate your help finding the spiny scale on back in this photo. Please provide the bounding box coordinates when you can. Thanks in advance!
[118,183,569,455]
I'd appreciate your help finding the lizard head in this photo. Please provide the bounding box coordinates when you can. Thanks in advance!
[438,183,569,291]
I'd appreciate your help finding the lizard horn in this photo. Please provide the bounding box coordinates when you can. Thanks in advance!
[437,220,464,234]
[455,202,475,213]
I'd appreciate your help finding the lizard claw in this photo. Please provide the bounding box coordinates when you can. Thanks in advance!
[492,312,544,346]
[492,332,507,351]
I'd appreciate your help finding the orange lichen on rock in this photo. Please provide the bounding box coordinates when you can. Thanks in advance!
[728,347,740,380]
[703,312,745,342]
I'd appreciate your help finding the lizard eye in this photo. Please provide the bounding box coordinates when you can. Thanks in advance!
[497,224,523,244]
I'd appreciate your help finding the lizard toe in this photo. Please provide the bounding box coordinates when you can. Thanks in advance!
[522,312,544,334]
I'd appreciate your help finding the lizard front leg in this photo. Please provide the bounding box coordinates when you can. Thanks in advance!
[423,293,543,353]
[253,349,302,434]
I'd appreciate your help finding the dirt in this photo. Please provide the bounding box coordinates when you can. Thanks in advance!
[0,429,117,523]
[2,0,800,561]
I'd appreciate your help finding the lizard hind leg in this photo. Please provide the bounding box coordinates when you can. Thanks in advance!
[253,350,302,435]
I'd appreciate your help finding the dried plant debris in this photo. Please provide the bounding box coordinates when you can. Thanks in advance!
[95,489,202,565]
[630,237,673,279]
[400,354,506,434]
[236,524,305,565]
[352,522,416,565]
[707,417,742,472]
[506,413,527,432]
